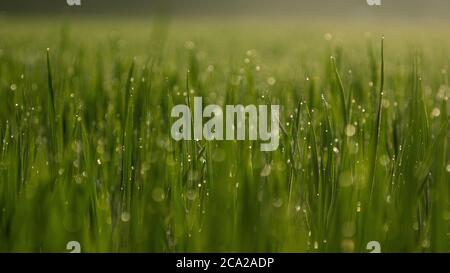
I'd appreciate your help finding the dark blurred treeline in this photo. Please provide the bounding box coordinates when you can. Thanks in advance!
[0,0,449,18]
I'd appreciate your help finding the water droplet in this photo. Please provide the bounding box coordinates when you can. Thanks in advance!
[186,189,197,201]
[152,188,165,202]
[338,170,353,187]
[386,195,391,203]
[314,241,319,249]
[341,239,355,253]
[379,154,390,166]
[267,77,276,86]
[120,211,130,222]
[431,107,441,117]
[187,170,200,182]
[345,124,356,137]
[324,33,333,41]
[272,198,283,208]
[260,164,272,177]
[421,240,430,248]
[185,41,195,50]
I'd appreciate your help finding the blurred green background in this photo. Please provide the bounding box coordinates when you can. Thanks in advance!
[0,2,449,253]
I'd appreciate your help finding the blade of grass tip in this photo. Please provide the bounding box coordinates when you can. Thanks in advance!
[121,88,135,223]
[46,48,57,178]
[346,71,354,126]
[320,94,336,228]
[1,121,9,160]
[184,68,196,189]
[287,99,304,210]
[46,48,56,116]
[369,36,384,201]
[305,103,320,196]
[330,56,347,127]
[118,59,135,223]
[124,59,135,118]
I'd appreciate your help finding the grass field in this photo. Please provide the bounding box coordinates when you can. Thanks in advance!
[0,17,448,252]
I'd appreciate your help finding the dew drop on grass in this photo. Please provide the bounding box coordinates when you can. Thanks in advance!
[188,170,200,182]
[272,198,283,208]
[324,33,333,41]
[341,239,355,253]
[260,164,272,177]
[341,221,356,238]
[421,240,430,249]
[186,190,197,201]
[314,241,319,249]
[345,124,356,137]
[379,155,390,166]
[185,41,195,50]
[120,211,130,222]
[152,187,165,202]
[338,170,353,187]
[431,107,441,117]
[267,77,276,86]
[75,176,82,184]
[386,195,391,203]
